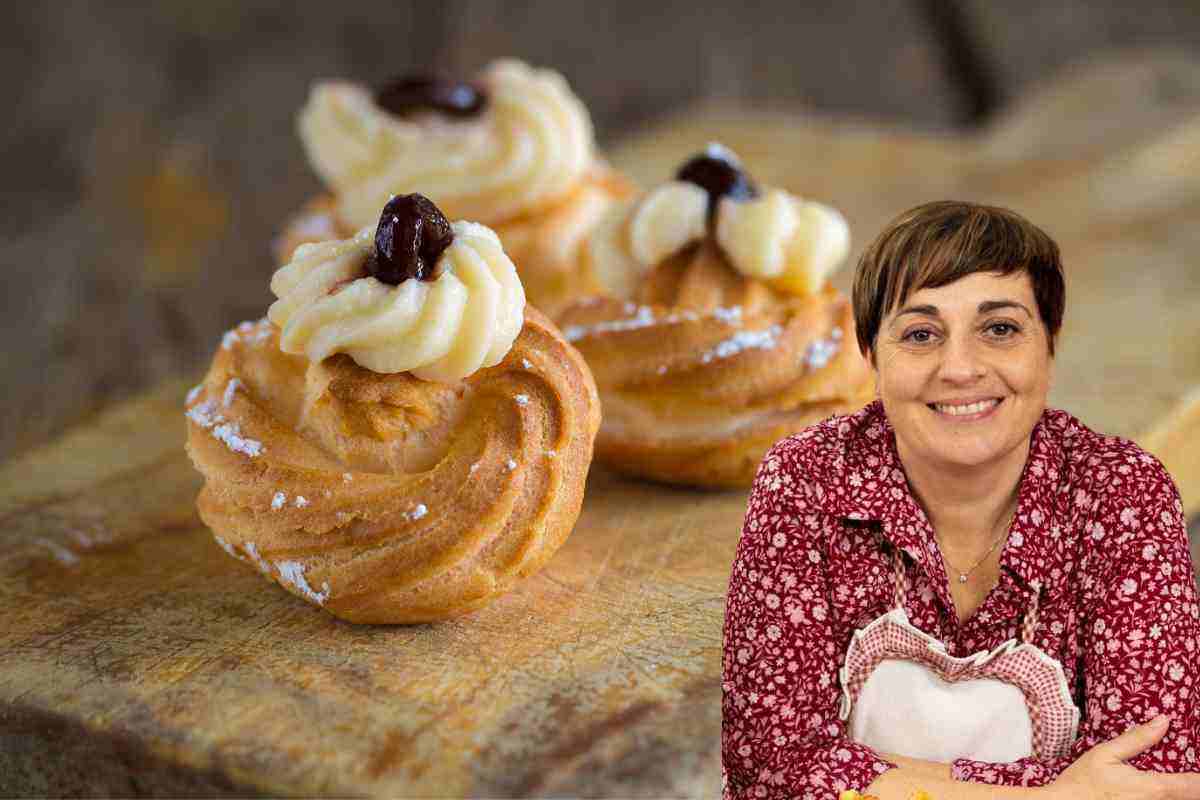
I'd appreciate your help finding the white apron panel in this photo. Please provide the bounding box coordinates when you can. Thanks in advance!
[849,657,1035,762]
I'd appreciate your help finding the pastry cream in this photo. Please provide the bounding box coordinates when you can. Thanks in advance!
[583,181,711,301]
[298,59,594,230]
[268,221,525,381]
[717,190,850,295]
[629,181,709,265]
[586,176,849,298]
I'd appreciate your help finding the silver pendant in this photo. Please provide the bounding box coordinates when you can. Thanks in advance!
[958,574,968,584]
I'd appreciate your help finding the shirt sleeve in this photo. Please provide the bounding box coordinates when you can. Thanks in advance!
[722,437,895,799]
[951,452,1200,786]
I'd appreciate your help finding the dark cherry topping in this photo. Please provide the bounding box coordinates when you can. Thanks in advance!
[675,146,759,223]
[375,75,488,119]
[366,194,454,285]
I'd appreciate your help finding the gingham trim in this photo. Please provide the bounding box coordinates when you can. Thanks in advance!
[1021,582,1042,645]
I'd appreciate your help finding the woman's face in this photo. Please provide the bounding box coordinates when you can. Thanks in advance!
[867,270,1054,472]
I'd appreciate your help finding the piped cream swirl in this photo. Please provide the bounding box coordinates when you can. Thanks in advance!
[716,190,850,294]
[585,177,850,298]
[299,59,594,230]
[268,221,525,382]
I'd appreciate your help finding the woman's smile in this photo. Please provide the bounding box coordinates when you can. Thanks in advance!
[927,396,1004,421]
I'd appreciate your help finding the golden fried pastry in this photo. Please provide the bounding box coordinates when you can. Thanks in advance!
[558,145,875,488]
[186,195,600,623]
[276,59,634,317]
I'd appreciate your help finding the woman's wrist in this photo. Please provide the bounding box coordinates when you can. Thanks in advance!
[865,757,1056,799]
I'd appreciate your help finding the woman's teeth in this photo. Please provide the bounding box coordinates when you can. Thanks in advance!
[930,399,1000,416]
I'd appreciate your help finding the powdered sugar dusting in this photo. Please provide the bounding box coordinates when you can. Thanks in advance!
[699,325,783,364]
[521,358,533,370]
[803,327,843,371]
[271,491,286,510]
[213,535,240,559]
[514,394,530,406]
[276,560,331,605]
[212,421,264,458]
[711,305,743,325]
[186,384,204,405]
[186,400,264,458]
[564,305,744,343]
[505,458,517,471]
[221,318,273,350]
[243,542,272,576]
[294,495,309,508]
[186,402,221,428]
[564,305,655,341]
[403,503,428,521]
[342,472,354,483]
[222,378,243,408]
[235,540,332,606]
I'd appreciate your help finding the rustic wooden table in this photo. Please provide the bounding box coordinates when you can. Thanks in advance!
[2,4,1200,796]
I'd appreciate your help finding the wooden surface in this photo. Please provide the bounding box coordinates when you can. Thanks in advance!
[1,382,733,797]
[3,47,1200,800]
[5,2,1200,464]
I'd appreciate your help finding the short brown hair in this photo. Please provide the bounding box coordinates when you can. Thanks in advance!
[851,201,1065,360]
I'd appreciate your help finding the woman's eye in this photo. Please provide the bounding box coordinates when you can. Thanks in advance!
[987,322,1019,337]
[902,329,935,343]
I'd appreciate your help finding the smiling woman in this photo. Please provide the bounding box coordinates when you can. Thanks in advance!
[721,202,1200,799]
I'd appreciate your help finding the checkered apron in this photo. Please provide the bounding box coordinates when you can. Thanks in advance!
[837,549,1080,762]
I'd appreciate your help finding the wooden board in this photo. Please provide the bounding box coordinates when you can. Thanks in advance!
[3,54,1200,797]
[1,382,733,797]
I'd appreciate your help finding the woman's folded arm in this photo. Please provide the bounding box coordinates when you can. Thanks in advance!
[722,438,897,798]
[949,455,1200,786]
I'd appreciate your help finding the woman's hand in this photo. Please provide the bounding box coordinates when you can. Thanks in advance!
[1051,716,1200,799]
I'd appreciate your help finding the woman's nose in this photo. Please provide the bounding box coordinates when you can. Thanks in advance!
[937,333,986,382]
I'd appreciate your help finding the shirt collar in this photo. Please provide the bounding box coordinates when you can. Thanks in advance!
[825,400,1064,603]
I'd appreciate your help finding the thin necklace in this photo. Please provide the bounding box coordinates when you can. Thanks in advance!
[938,502,1016,585]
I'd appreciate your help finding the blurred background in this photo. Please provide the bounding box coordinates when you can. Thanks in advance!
[3,0,1200,463]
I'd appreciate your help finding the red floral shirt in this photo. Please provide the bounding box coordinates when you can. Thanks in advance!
[722,400,1199,798]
